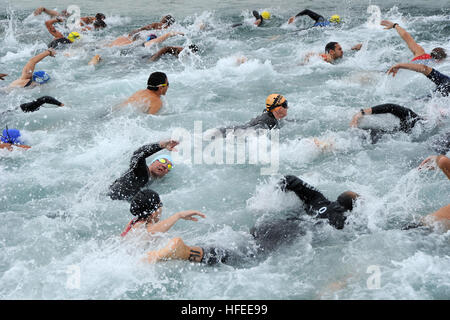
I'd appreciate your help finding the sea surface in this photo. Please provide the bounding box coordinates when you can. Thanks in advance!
[0,0,449,299]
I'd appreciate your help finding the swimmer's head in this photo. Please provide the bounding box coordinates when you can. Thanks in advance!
[95,13,106,21]
[161,15,175,26]
[188,44,199,53]
[336,191,360,211]
[32,71,51,84]
[261,11,271,20]
[1,128,24,145]
[430,47,447,62]
[130,190,163,221]
[329,14,341,23]
[149,154,173,177]
[147,71,169,94]
[325,41,343,59]
[94,19,107,29]
[266,94,288,119]
[147,34,157,41]
[67,31,81,43]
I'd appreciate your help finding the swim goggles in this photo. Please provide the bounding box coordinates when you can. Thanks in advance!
[157,158,173,170]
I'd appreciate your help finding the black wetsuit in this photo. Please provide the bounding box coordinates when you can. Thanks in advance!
[218,110,279,136]
[295,9,325,23]
[426,68,450,96]
[48,37,72,49]
[363,104,423,143]
[20,96,62,113]
[108,143,163,201]
[200,175,349,266]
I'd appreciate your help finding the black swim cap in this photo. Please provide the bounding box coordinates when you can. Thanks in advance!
[325,42,339,53]
[336,191,359,211]
[147,72,168,90]
[94,20,107,29]
[95,13,106,20]
[188,44,199,53]
[130,190,162,219]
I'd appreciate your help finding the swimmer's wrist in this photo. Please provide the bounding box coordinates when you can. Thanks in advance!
[392,23,398,29]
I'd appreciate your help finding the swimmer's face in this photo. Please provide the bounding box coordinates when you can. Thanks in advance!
[150,207,163,223]
[148,158,172,177]
[160,79,169,95]
[331,43,343,59]
[272,106,288,120]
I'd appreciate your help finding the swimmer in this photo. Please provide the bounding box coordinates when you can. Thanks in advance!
[387,63,450,96]
[108,29,182,48]
[108,139,178,201]
[128,15,175,37]
[0,73,7,80]
[121,189,206,237]
[147,44,199,62]
[19,96,64,113]
[144,175,359,265]
[33,7,70,18]
[0,128,31,151]
[119,72,169,114]
[304,41,362,64]
[34,7,107,29]
[231,10,270,28]
[419,155,450,180]
[217,93,289,136]
[288,9,341,27]
[45,18,81,49]
[380,20,446,64]
[9,49,56,88]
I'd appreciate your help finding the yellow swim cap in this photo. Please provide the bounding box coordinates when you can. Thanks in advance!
[67,31,81,43]
[330,15,340,23]
[261,11,271,20]
[266,94,287,111]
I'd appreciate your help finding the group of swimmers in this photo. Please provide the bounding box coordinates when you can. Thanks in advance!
[1,7,449,269]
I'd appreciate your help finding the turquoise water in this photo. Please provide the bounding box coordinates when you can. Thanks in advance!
[0,0,449,299]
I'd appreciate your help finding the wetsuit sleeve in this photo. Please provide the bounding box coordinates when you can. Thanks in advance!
[371,103,421,132]
[129,143,163,171]
[295,9,324,22]
[20,96,62,113]
[281,175,329,206]
[426,69,450,96]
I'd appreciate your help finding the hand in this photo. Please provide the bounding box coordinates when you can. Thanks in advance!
[159,139,179,151]
[177,210,206,221]
[47,48,56,57]
[34,7,45,16]
[288,16,295,24]
[418,155,439,170]
[380,20,394,29]
[350,112,363,127]
[387,64,401,77]
[280,175,300,191]
[0,73,7,80]
[351,43,362,51]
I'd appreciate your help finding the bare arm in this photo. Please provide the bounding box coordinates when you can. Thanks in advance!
[143,31,184,47]
[380,20,425,57]
[146,210,206,234]
[419,155,450,179]
[20,49,55,80]
[387,63,432,77]
[128,23,161,37]
[34,7,60,17]
[0,73,7,80]
[45,18,65,39]
[149,46,183,62]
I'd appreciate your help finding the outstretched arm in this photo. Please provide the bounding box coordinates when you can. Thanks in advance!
[45,18,65,39]
[280,175,329,206]
[350,104,420,130]
[20,49,55,80]
[128,23,161,37]
[289,9,323,24]
[143,31,184,47]
[149,46,183,61]
[146,210,206,234]
[387,63,432,77]
[380,20,425,57]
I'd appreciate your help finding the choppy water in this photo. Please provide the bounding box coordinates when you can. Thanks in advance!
[0,0,449,300]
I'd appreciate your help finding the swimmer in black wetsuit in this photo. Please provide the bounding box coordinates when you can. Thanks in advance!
[288,9,340,27]
[231,10,270,28]
[20,96,64,113]
[45,18,81,49]
[350,103,426,143]
[143,175,359,266]
[216,94,289,136]
[387,63,450,96]
[107,140,178,201]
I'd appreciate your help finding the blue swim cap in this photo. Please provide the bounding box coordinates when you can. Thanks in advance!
[1,128,23,145]
[147,34,157,41]
[152,154,173,165]
[32,71,51,84]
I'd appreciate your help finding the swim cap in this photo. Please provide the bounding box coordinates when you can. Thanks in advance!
[336,191,359,211]
[261,11,271,20]
[152,154,173,165]
[329,15,340,23]
[265,94,287,111]
[147,34,157,41]
[130,190,162,219]
[1,128,23,145]
[147,71,168,90]
[32,71,51,84]
[67,31,81,43]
